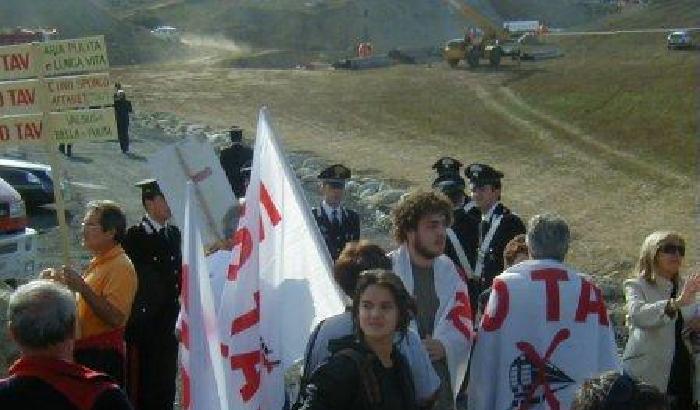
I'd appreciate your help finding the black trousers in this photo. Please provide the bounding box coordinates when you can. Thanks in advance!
[117,122,129,153]
[74,347,124,386]
[127,335,178,410]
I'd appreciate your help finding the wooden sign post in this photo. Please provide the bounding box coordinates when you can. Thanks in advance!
[0,35,116,266]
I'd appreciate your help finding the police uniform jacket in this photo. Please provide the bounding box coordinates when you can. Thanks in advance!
[312,205,360,261]
[444,201,480,276]
[219,143,253,197]
[123,217,182,343]
[476,203,525,287]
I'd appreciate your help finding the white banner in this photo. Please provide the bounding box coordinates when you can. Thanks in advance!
[149,135,237,248]
[179,182,229,410]
[216,107,345,409]
[467,259,620,410]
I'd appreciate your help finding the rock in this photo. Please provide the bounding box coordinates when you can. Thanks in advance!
[365,189,405,208]
[302,157,323,170]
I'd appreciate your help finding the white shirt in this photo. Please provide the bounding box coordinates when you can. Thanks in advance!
[480,201,499,223]
[321,200,342,224]
[144,214,168,233]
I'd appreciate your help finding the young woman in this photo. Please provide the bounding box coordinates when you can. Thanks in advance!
[298,269,426,410]
[622,231,700,410]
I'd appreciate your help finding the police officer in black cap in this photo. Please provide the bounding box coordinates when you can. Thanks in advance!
[432,157,481,282]
[464,163,525,305]
[123,179,182,410]
[219,125,254,198]
[312,164,360,261]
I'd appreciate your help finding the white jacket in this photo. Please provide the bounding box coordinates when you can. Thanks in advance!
[622,275,697,393]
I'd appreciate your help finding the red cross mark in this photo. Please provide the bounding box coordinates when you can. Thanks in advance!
[515,328,571,410]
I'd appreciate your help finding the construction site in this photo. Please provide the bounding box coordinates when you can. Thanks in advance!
[0,1,698,404]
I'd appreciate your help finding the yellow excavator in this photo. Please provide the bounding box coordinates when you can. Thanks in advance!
[442,0,521,68]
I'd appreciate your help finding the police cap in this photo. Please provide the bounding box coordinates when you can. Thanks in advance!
[432,156,463,177]
[135,178,163,197]
[318,164,351,189]
[432,174,466,194]
[465,163,504,187]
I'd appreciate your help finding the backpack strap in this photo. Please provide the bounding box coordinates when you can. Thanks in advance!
[336,348,381,407]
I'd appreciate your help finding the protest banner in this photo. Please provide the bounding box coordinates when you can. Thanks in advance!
[40,36,109,77]
[467,259,620,410]
[212,108,344,410]
[49,108,116,143]
[179,182,229,410]
[0,43,37,81]
[149,135,237,247]
[0,113,45,144]
[0,35,114,265]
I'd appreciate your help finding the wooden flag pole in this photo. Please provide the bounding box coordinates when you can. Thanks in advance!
[35,42,72,267]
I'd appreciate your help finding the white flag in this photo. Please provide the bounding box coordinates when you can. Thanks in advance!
[179,182,229,410]
[217,108,345,409]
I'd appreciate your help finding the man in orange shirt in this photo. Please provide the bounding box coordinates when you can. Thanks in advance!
[46,200,137,385]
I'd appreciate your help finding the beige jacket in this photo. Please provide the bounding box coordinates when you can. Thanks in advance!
[622,276,697,394]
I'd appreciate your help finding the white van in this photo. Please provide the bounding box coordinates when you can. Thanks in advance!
[0,177,36,286]
[150,26,181,42]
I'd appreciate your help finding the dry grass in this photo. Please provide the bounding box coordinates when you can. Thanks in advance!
[113,26,696,277]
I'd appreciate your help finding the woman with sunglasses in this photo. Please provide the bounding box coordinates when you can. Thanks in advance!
[622,231,700,410]
[296,269,424,410]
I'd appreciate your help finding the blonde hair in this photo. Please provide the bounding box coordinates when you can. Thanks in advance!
[635,231,685,283]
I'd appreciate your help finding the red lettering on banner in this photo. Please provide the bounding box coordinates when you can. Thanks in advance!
[181,367,191,409]
[575,279,609,326]
[231,291,260,335]
[531,268,568,322]
[260,183,282,226]
[228,227,252,280]
[447,291,474,339]
[1,54,30,71]
[15,122,42,140]
[0,125,9,141]
[181,321,190,349]
[181,264,190,310]
[8,88,34,106]
[230,351,261,402]
[481,279,510,332]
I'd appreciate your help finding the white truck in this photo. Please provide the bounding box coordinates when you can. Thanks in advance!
[0,177,36,287]
[503,20,541,34]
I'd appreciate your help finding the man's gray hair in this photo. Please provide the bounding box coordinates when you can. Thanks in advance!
[8,280,76,349]
[526,213,570,262]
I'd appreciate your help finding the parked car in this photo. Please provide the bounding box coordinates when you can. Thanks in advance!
[150,26,181,42]
[0,158,57,206]
[667,31,693,49]
[0,177,37,286]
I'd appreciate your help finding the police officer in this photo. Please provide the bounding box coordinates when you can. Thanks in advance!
[464,163,525,300]
[219,126,254,198]
[432,157,481,284]
[123,179,182,410]
[312,164,360,261]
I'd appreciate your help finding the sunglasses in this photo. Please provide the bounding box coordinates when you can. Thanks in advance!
[659,243,685,257]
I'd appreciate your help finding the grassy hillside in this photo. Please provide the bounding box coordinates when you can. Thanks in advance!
[114,0,465,53]
[594,0,700,29]
[508,0,698,179]
[491,0,605,28]
[0,0,187,65]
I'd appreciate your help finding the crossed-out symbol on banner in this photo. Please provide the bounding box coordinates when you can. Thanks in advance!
[515,328,571,410]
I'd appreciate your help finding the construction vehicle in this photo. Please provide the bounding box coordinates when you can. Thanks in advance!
[441,0,520,68]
